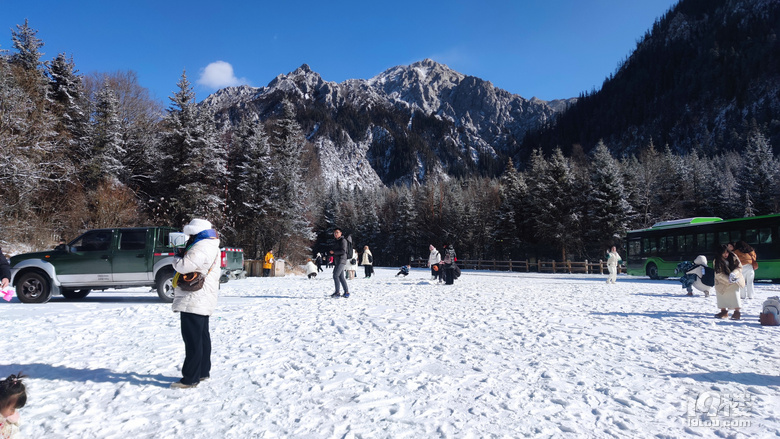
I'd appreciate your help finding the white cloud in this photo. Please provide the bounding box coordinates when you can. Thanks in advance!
[197,61,249,89]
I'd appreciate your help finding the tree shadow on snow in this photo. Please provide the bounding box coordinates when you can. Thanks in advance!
[0,363,171,388]
[668,371,780,386]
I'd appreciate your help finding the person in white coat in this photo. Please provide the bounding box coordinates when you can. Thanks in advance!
[428,245,441,281]
[171,218,221,388]
[606,246,622,284]
[305,259,317,279]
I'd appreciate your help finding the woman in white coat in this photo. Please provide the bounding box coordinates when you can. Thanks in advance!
[714,244,745,320]
[171,218,221,388]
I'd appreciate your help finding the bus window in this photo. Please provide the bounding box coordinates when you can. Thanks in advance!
[677,235,686,253]
[642,238,650,255]
[666,236,675,254]
[659,236,667,254]
[696,233,706,252]
[760,228,772,244]
[719,231,729,245]
[629,240,640,258]
[730,231,742,243]
[685,235,695,252]
[745,229,759,245]
[706,233,716,253]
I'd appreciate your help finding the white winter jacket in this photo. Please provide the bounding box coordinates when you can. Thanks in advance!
[172,237,221,316]
[428,248,441,267]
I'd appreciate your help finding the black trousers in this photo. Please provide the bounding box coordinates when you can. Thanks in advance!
[443,264,455,284]
[180,311,211,385]
[364,265,373,277]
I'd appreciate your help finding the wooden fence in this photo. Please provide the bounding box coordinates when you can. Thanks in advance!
[411,259,626,275]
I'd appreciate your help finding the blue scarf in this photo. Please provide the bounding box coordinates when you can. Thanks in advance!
[184,229,218,253]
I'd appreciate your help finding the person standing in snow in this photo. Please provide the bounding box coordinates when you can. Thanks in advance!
[315,253,324,273]
[427,245,442,281]
[714,244,744,320]
[606,246,622,284]
[262,250,275,277]
[732,240,757,300]
[361,245,374,278]
[0,248,10,291]
[442,243,457,285]
[171,218,221,388]
[0,373,27,439]
[328,228,350,298]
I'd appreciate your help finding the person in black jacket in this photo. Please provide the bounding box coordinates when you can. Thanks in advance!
[0,247,10,291]
[328,228,350,298]
[442,243,457,285]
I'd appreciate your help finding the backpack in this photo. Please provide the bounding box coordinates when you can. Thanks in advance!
[760,296,780,326]
[345,234,355,265]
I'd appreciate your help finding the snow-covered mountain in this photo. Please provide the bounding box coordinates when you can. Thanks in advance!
[201,59,575,189]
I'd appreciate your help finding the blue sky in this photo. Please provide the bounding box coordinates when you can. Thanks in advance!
[2,0,679,103]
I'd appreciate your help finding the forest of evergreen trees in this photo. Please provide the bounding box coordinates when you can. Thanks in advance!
[1,21,779,267]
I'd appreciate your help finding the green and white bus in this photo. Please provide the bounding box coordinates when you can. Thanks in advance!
[626,214,780,281]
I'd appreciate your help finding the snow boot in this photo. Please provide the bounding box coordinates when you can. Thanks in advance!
[715,309,728,319]
[730,310,741,320]
[343,292,350,298]
[331,292,342,298]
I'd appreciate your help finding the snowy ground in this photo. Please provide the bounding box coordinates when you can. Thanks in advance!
[3,267,780,438]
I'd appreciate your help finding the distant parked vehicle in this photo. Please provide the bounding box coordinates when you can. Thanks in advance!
[220,247,247,283]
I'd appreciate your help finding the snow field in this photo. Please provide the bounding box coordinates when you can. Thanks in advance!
[2,267,780,438]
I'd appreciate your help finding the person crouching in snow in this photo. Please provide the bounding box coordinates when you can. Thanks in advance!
[396,265,410,277]
[305,259,317,279]
[605,246,622,284]
[677,255,714,296]
[714,244,745,320]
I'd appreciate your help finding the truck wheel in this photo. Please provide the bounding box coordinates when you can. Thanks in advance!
[156,270,175,303]
[61,288,91,300]
[16,272,53,304]
[646,262,660,280]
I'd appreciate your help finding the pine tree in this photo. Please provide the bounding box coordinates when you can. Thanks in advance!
[11,19,44,72]
[156,71,227,226]
[266,99,313,259]
[739,131,777,215]
[230,117,274,257]
[586,141,633,254]
[86,84,125,187]
[493,159,528,259]
[527,148,580,260]
[47,53,91,164]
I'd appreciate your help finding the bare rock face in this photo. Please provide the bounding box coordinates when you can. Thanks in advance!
[201,59,575,189]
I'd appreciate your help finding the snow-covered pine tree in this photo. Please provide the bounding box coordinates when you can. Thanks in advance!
[527,148,580,260]
[493,159,527,259]
[586,141,633,254]
[739,130,777,215]
[10,19,44,72]
[230,117,275,258]
[47,53,92,166]
[156,71,227,226]
[266,99,313,259]
[388,187,419,264]
[87,84,125,187]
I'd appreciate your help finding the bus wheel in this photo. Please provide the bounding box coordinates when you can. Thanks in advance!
[646,262,660,280]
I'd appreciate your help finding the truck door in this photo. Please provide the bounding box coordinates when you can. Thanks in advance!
[55,229,114,285]
[113,229,151,282]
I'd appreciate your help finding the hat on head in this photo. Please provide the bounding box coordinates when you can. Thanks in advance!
[183,218,212,235]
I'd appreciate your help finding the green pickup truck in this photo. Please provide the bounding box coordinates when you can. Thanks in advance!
[10,227,180,304]
[10,226,247,304]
